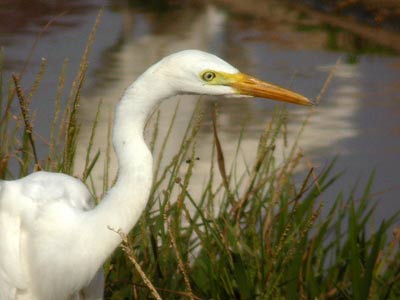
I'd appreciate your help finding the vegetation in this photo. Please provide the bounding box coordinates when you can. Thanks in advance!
[1,13,399,300]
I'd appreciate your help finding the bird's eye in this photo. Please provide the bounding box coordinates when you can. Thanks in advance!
[202,71,216,82]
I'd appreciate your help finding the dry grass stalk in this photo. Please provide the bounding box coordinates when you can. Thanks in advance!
[20,11,68,76]
[48,58,68,168]
[153,101,181,181]
[111,228,163,300]
[82,99,102,182]
[132,283,203,300]
[212,104,235,205]
[149,110,160,153]
[283,58,340,173]
[11,74,40,169]
[231,119,274,218]
[164,203,195,300]
[103,109,113,196]
[315,57,341,105]
[26,58,47,105]
[63,9,103,174]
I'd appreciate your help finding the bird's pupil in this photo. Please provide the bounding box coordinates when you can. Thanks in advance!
[203,72,215,81]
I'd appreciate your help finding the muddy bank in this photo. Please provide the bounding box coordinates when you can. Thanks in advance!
[214,0,400,53]
[301,0,400,30]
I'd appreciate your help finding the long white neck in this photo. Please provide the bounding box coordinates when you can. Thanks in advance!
[82,66,174,271]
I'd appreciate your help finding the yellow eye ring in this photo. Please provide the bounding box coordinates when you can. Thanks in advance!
[202,71,216,82]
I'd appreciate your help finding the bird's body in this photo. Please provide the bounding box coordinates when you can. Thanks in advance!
[0,172,104,300]
[0,50,311,300]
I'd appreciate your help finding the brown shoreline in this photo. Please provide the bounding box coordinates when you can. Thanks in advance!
[213,0,400,53]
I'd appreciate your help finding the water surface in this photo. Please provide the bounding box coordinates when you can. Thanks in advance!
[1,0,399,223]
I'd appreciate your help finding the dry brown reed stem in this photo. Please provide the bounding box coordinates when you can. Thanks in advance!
[150,103,202,205]
[0,154,10,178]
[261,59,338,246]
[284,57,339,174]
[212,104,235,205]
[315,58,341,105]
[82,99,102,182]
[20,11,68,76]
[305,157,322,194]
[231,117,274,218]
[27,58,47,105]
[48,58,68,168]
[68,8,102,102]
[164,203,195,300]
[1,12,64,127]
[103,109,113,195]
[153,101,181,182]
[176,143,197,213]
[299,203,324,300]
[111,228,163,300]
[269,202,323,295]
[299,266,306,300]
[318,287,340,299]
[133,283,203,300]
[63,9,103,173]
[374,228,400,290]
[263,158,292,254]
[11,74,41,169]
[0,90,12,127]
[149,110,160,153]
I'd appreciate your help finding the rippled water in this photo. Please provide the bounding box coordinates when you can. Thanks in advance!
[1,0,400,222]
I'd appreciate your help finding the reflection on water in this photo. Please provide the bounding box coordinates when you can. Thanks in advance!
[77,4,228,189]
[296,63,360,155]
[1,1,400,222]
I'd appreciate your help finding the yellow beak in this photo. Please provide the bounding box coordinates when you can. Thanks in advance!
[227,73,313,106]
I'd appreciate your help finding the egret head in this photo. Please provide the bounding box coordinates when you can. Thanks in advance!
[152,49,312,105]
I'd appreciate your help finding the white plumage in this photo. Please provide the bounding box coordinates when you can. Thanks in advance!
[0,50,311,300]
[0,172,103,300]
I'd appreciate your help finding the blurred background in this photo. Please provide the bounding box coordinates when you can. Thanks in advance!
[1,0,399,223]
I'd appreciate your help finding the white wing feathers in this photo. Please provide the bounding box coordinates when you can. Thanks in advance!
[0,171,95,299]
[0,210,22,299]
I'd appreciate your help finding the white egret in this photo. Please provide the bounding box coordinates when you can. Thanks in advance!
[0,50,311,300]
